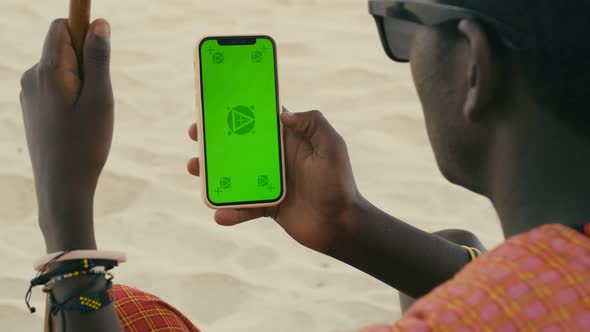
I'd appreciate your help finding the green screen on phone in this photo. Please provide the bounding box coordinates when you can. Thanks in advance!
[199,37,283,206]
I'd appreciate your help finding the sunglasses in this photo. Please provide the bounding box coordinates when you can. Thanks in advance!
[369,0,527,62]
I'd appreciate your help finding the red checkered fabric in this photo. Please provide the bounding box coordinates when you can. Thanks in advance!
[112,284,200,332]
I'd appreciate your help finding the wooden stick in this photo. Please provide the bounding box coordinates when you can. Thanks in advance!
[68,0,91,59]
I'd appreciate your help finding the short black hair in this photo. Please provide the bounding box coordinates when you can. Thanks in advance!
[443,0,590,138]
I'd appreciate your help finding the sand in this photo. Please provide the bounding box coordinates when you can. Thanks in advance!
[0,0,504,331]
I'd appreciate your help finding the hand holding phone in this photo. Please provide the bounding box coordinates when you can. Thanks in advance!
[188,104,362,254]
[192,35,363,253]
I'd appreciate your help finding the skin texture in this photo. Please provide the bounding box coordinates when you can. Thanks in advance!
[409,17,590,237]
[21,19,113,253]
[409,21,497,195]
[20,18,122,332]
[399,229,486,312]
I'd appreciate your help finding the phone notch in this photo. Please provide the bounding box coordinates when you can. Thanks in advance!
[217,37,257,46]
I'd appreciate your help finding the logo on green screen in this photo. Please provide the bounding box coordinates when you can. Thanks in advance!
[212,52,224,64]
[227,105,256,135]
[252,51,263,63]
[220,177,232,190]
[214,177,232,197]
[258,175,269,187]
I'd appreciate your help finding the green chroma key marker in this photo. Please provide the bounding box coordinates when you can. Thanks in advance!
[200,37,284,206]
[227,105,256,135]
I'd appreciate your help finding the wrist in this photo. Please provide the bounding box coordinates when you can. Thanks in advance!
[343,193,374,233]
[38,190,98,253]
[327,194,374,256]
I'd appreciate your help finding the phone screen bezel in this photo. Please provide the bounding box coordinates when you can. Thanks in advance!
[198,36,285,207]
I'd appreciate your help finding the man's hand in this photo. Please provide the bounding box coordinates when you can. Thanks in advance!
[188,109,364,253]
[189,111,476,297]
[20,19,113,253]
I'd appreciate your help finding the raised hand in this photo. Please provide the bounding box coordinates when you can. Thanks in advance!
[20,18,113,252]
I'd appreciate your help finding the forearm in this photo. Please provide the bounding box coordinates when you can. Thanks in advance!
[37,182,98,253]
[330,197,471,298]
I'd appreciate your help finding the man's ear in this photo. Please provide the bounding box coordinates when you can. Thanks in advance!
[457,19,499,122]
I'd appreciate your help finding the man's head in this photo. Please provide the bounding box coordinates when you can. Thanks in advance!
[371,0,590,195]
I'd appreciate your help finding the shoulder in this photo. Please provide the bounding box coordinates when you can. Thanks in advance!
[392,225,590,331]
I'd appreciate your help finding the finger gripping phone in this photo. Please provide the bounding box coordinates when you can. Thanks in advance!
[194,36,286,209]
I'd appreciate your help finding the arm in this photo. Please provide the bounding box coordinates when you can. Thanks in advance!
[333,197,474,298]
[20,18,122,332]
[187,110,477,298]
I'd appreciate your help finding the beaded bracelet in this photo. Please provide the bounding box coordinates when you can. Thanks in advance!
[44,270,113,290]
[58,284,114,313]
[47,258,118,273]
[26,252,123,318]
[35,250,127,272]
[31,259,118,287]
[47,276,115,332]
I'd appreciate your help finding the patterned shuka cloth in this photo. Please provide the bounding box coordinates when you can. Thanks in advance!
[361,224,590,332]
[112,285,200,332]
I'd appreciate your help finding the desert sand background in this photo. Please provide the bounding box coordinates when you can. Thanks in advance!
[0,0,504,331]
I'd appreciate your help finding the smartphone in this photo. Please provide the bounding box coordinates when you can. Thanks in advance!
[194,35,286,209]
